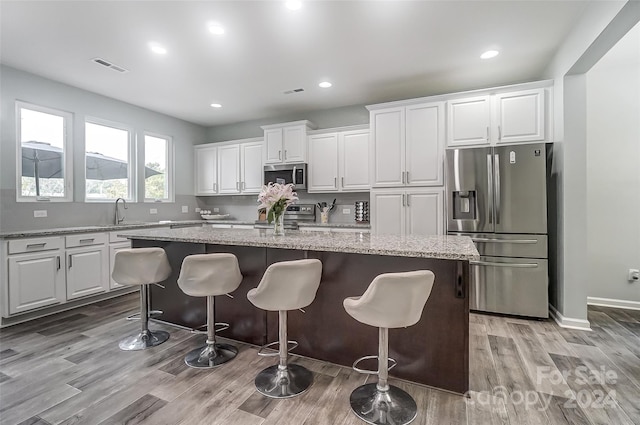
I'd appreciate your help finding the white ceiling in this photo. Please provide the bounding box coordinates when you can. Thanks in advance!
[1,1,590,127]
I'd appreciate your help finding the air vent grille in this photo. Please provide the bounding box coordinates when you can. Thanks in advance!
[283,88,304,94]
[92,57,129,73]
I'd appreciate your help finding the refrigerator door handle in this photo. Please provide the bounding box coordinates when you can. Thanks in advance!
[486,154,493,224]
[470,260,538,268]
[494,153,500,224]
[470,237,538,244]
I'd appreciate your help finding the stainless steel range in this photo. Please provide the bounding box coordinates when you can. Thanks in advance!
[446,143,551,318]
[254,204,316,230]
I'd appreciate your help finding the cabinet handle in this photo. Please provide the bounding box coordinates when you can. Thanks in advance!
[79,238,94,244]
[401,171,405,184]
[57,256,61,270]
[236,182,240,191]
[213,182,217,191]
[279,150,282,160]
[406,171,410,183]
[402,194,406,207]
[341,177,344,188]
[68,254,72,269]
[242,182,245,190]
[407,194,411,207]
[486,126,490,141]
[26,243,46,248]
[334,177,337,187]
[284,150,287,160]
[498,126,502,140]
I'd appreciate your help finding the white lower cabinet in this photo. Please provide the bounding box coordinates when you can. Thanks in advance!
[371,188,444,236]
[8,249,66,315]
[66,245,109,300]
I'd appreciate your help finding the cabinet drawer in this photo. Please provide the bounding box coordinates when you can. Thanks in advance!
[65,232,107,248]
[109,231,129,243]
[8,236,64,254]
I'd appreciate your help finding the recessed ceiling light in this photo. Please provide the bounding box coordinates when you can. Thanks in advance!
[210,103,222,108]
[285,1,302,11]
[480,50,499,59]
[208,24,225,35]
[149,43,167,55]
[319,81,332,88]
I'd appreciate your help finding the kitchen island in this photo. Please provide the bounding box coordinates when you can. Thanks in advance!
[119,227,478,394]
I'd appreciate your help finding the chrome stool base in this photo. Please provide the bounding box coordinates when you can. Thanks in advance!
[255,363,313,399]
[350,383,417,425]
[119,330,170,351]
[184,342,238,369]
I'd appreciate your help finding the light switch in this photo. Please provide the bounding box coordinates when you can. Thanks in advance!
[150,208,158,214]
[213,208,220,213]
[34,210,47,218]
[181,206,188,213]
[195,207,201,212]
[342,208,351,214]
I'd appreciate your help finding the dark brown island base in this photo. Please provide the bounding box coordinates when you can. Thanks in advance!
[119,227,479,395]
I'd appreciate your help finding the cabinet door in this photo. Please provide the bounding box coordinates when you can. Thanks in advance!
[66,246,109,300]
[406,189,444,236]
[406,102,444,186]
[218,144,241,194]
[340,130,370,191]
[109,242,131,290]
[195,146,217,195]
[283,126,306,163]
[241,142,263,194]
[264,128,283,164]
[308,133,339,192]
[495,89,545,144]
[371,108,405,187]
[8,251,65,314]
[447,96,491,146]
[371,191,404,235]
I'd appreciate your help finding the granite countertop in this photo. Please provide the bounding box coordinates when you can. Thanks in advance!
[118,227,478,261]
[207,220,371,229]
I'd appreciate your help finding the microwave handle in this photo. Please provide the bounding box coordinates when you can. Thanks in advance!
[292,166,296,185]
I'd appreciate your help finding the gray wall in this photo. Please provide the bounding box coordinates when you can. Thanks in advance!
[0,66,207,231]
[586,25,640,304]
[204,104,369,143]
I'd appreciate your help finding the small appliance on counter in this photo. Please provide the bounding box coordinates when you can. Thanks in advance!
[254,203,316,230]
[354,201,369,223]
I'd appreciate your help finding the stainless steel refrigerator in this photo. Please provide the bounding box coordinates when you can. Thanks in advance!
[446,143,550,318]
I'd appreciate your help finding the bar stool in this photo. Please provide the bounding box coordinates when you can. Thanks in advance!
[343,270,435,425]
[112,247,172,351]
[247,259,322,398]
[177,253,243,368]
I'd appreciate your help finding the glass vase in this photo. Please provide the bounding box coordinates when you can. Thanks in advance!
[273,213,285,236]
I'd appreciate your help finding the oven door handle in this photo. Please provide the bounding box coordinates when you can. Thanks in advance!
[470,260,538,268]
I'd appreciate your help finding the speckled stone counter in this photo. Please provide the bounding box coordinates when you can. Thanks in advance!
[119,227,477,261]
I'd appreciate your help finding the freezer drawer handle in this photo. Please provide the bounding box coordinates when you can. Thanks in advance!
[470,260,538,268]
[470,238,538,244]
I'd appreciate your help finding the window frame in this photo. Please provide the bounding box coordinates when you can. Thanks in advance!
[15,101,74,203]
[83,117,136,203]
[143,131,174,203]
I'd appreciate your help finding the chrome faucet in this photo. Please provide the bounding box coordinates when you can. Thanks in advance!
[115,197,128,225]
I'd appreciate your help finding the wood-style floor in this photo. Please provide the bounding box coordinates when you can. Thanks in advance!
[0,294,639,425]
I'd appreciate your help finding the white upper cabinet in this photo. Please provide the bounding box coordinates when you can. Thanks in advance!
[339,129,370,191]
[370,101,444,188]
[308,133,339,192]
[494,89,545,144]
[240,142,264,193]
[308,128,370,193]
[447,87,548,147]
[447,95,491,146]
[262,121,315,164]
[218,144,241,194]
[194,145,218,195]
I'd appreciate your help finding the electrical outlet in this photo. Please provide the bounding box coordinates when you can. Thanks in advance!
[342,208,351,214]
[150,208,158,214]
[213,207,220,213]
[33,210,47,218]
[195,207,201,213]
[629,269,639,282]
[181,206,188,213]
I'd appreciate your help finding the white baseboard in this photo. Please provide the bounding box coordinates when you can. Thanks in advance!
[549,304,591,331]
[587,297,640,311]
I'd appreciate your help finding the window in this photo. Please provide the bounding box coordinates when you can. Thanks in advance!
[144,133,173,202]
[85,119,134,201]
[17,102,73,201]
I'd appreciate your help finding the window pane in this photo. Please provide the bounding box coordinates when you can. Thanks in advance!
[85,122,130,200]
[20,108,66,198]
[144,135,168,200]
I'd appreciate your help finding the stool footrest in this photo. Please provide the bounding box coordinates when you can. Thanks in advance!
[352,355,397,375]
[125,310,163,321]
[257,340,298,357]
[190,322,230,335]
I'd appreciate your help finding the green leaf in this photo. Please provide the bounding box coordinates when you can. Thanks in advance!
[267,208,274,224]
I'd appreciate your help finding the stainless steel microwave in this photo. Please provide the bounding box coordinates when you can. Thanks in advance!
[263,163,307,190]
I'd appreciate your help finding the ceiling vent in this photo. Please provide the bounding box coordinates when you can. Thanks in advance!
[92,57,129,73]
[283,88,304,94]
